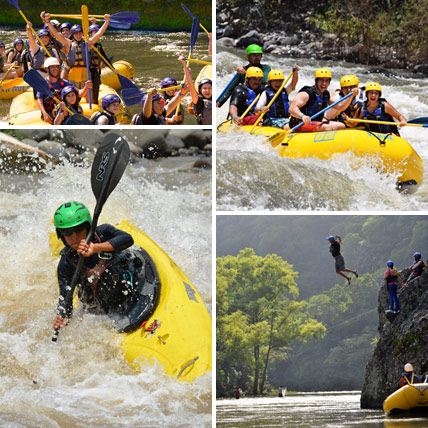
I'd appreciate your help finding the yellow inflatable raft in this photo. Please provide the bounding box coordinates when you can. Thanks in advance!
[217,122,423,187]
[0,77,30,99]
[383,383,428,414]
[188,64,212,115]
[50,220,211,382]
[8,84,127,125]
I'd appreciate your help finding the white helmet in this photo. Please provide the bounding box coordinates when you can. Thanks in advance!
[44,57,60,68]
[404,363,413,372]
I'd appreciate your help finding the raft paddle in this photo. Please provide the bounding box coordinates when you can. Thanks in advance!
[52,133,131,342]
[6,0,51,57]
[0,64,20,84]
[23,69,91,124]
[249,70,294,133]
[180,3,209,35]
[81,5,92,109]
[408,117,428,125]
[216,73,238,104]
[49,15,131,29]
[346,118,428,128]
[268,91,355,146]
[49,11,140,24]
[182,58,211,66]
[221,94,261,133]
[122,85,182,106]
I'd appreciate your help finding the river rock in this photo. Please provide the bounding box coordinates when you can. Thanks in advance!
[168,130,211,149]
[360,268,428,409]
[235,30,263,49]
[54,129,105,152]
[217,37,237,48]
[15,129,50,142]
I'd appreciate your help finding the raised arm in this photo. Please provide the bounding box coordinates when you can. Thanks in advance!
[178,56,198,104]
[89,15,111,46]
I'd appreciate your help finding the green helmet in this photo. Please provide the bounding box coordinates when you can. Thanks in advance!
[54,201,92,232]
[246,44,263,55]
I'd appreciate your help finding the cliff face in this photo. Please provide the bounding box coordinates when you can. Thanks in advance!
[361,268,428,409]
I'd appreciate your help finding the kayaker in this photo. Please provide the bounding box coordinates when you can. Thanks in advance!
[36,57,91,124]
[91,93,122,125]
[325,74,363,125]
[52,201,135,331]
[6,38,25,77]
[42,11,111,96]
[131,87,188,125]
[255,66,299,129]
[289,68,357,132]
[216,44,271,108]
[228,66,263,126]
[383,260,404,314]
[327,235,358,285]
[160,76,184,125]
[179,56,212,125]
[398,363,422,388]
[26,23,60,73]
[350,82,406,136]
[54,85,84,125]
[403,252,425,288]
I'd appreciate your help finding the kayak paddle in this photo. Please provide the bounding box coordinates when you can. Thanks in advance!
[81,5,92,109]
[249,70,294,133]
[347,118,428,128]
[52,133,131,342]
[122,85,182,106]
[180,3,209,35]
[23,69,91,124]
[268,91,355,147]
[6,0,52,57]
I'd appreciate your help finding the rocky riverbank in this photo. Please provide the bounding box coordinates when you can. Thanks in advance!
[360,268,428,409]
[0,130,212,173]
[217,1,428,75]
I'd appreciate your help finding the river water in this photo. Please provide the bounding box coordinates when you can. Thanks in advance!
[216,392,428,427]
[216,46,428,211]
[0,27,211,124]
[0,138,212,427]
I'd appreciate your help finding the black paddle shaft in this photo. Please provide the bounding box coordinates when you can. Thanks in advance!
[52,134,130,342]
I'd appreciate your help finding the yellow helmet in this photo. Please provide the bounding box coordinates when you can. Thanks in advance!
[267,70,285,82]
[314,68,332,79]
[340,74,359,88]
[245,67,264,79]
[365,82,382,96]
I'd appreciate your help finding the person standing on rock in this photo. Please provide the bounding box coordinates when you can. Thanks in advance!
[216,44,271,108]
[398,363,422,388]
[327,235,358,285]
[383,260,404,314]
[403,252,425,288]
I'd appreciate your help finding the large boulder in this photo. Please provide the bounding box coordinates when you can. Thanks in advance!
[235,30,263,49]
[360,268,428,409]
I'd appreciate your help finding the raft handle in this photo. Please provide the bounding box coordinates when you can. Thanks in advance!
[177,356,199,378]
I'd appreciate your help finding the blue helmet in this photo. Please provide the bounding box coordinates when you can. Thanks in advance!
[141,92,162,106]
[13,38,24,47]
[386,260,394,267]
[61,85,78,100]
[198,78,212,92]
[89,24,100,33]
[327,236,335,242]
[0,42,4,48]
[70,24,83,35]
[161,76,177,88]
[102,94,121,109]
[60,22,72,32]
[37,29,51,38]
[413,252,421,259]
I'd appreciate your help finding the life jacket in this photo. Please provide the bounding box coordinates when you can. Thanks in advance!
[195,96,212,125]
[90,42,101,69]
[385,269,398,285]
[289,85,330,128]
[264,87,290,118]
[91,111,116,125]
[32,45,58,70]
[132,112,166,125]
[334,89,362,120]
[0,55,4,73]
[67,40,87,68]
[7,48,23,66]
[360,98,398,134]
[43,79,67,114]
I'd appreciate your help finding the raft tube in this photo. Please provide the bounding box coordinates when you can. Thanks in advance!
[0,77,30,100]
[49,220,212,382]
[100,60,135,91]
[8,84,127,125]
[217,122,423,188]
[188,64,212,115]
[383,383,428,414]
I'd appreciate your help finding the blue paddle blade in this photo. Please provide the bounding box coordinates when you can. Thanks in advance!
[111,11,140,23]
[107,20,131,30]
[181,3,195,20]
[6,0,21,10]
[408,117,428,125]
[190,17,200,52]
[23,69,51,97]
[118,73,137,90]
[122,87,144,106]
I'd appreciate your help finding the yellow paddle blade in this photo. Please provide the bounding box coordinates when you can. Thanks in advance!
[81,5,89,41]
[266,130,289,147]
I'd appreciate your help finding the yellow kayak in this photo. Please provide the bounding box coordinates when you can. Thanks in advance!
[8,84,127,125]
[383,383,428,414]
[217,122,424,187]
[188,64,212,115]
[0,77,30,99]
[50,220,211,382]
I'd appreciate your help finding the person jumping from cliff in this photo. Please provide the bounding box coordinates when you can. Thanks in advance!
[384,260,404,314]
[327,235,358,285]
[403,252,425,288]
[398,363,422,388]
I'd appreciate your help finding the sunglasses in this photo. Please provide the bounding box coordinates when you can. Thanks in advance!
[61,223,86,237]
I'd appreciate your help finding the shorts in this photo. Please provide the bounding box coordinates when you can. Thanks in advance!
[297,121,323,132]
[335,255,345,272]
[264,117,290,129]
[241,115,260,126]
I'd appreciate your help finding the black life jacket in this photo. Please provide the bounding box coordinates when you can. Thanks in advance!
[43,79,67,114]
[91,111,116,125]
